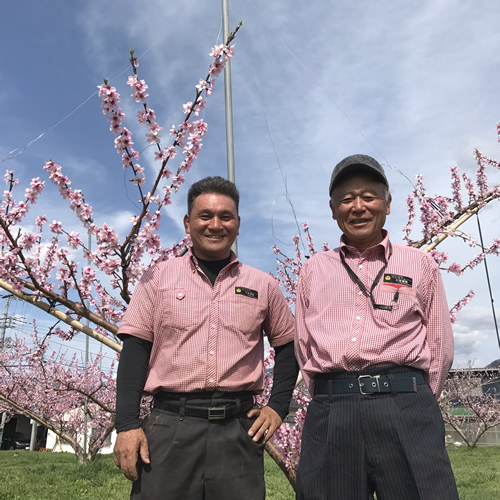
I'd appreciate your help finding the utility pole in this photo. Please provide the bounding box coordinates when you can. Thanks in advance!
[0,295,10,347]
[222,0,238,256]
[0,295,11,449]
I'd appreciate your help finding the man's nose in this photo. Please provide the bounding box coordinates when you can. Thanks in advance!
[208,217,222,229]
[352,197,365,211]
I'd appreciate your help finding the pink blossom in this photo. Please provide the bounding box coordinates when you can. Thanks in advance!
[66,232,83,249]
[430,250,448,266]
[446,263,462,275]
[20,233,40,250]
[209,60,225,77]
[4,170,14,185]
[127,75,149,103]
[209,44,225,59]
[196,79,207,91]
[154,151,166,162]
[35,215,48,228]
[146,126,162,144]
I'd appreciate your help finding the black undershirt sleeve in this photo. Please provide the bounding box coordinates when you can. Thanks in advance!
[266,341,300,421]
[115,335,153,433]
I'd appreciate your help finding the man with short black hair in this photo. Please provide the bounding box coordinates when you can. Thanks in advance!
[114,176,298,500]
[295,155,459,500]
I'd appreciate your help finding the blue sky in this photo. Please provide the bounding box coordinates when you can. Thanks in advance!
[1,0,500,370]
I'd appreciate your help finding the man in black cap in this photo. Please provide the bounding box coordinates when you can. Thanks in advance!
[295,155,458,499]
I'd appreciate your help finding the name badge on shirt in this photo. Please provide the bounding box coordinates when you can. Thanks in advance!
[235,287,258,299]
[383,274,412,288]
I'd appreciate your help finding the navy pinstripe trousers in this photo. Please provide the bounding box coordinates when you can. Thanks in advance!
[296,380,459,500]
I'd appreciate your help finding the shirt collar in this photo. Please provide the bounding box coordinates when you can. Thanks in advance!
[188,246,239,272]
[340,230,390,261]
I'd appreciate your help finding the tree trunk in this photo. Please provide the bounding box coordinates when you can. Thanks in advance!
[265,440,297,490]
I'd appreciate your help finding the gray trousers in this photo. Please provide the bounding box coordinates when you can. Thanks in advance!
[296,382,459,500]
[131,398,265,500]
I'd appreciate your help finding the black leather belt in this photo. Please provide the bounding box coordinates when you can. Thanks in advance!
[315,371,426,395]
[153,396,254,420]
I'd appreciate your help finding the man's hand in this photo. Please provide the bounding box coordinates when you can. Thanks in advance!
[114,428,150,482]
[247,406,282,444]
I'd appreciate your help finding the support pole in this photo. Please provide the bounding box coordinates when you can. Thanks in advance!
[222,0,238,255]
[83,232,91,459]
[476,214,500,351]
[0,279,121,352]
[29,419,37,451]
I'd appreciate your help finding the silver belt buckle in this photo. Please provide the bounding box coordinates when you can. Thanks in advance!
[208,406,226,420]
[358,375,380,394]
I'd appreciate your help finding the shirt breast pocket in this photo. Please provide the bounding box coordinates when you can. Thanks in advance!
[159,288,200,333]
[228,295,264,335]
[373,284,419,326]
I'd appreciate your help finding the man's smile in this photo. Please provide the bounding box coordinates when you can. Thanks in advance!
[349,218,371,225]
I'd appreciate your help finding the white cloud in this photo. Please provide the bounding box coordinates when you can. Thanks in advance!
[452,306,500,368]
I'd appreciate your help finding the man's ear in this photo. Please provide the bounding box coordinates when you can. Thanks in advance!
[386,194,392,216]
[237,215,241,235]
[183,214,190,234]
[329,199,337,220]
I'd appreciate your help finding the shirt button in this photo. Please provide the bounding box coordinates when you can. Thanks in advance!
[208,378,214,383]
[356,316,361,320]
[358,291,363,295]
[177,292,183,297]
[351,338,357,342]
[358,264,363,269]
[209,350,215,356]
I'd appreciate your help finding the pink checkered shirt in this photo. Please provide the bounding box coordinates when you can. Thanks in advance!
[118,251,294,394]
[295,231,454,397]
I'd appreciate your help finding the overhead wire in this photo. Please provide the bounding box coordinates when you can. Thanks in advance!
[244,0,415,189]
[0,28,175,165]
[248,65,308,253]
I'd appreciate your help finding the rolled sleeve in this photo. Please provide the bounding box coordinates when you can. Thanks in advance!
[118,265,159,343]
[263,277,295,348]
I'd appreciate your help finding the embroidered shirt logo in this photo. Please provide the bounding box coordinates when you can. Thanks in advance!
[235,287,258,299]
[383,274,413,288]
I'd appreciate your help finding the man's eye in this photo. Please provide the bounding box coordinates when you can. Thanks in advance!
[342,198,353,204]
[363,196,375,202]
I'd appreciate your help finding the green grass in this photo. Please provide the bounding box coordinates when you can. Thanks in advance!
[0,447,499,499]
[263,453,295,500]
[0,451,294,500]
[0,451,128,500]
[448,446,500,500]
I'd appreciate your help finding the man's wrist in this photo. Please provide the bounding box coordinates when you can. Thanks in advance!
[115,422,142,433]
[266,400,287,421]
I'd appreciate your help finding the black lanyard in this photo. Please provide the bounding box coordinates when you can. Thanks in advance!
[339,242,397,311]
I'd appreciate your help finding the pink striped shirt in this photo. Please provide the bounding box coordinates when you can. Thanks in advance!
[295,231,454,397]
[118,251,294,394]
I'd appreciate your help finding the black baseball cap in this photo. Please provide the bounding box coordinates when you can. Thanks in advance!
[329,154,389,197]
